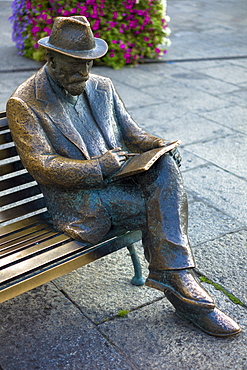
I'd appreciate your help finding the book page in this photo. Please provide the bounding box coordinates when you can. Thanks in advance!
[112,140,181,181]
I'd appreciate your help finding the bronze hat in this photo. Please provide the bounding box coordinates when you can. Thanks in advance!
[38,16,108,59]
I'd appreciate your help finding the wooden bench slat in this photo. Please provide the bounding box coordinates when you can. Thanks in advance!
[0,225,55,252]
[0,230,142,303]
[0,173,35,192]
[0,185,41,207]
[0,214,49,237]
[0,131,13,144]
[0,234,71,268]
[0,161,25,176]
[0,239,86,284]
[0,114,7,124]
[0,198,46,223]
[0,147,18,160]
[0,222,51,246]
[0,230,61,258]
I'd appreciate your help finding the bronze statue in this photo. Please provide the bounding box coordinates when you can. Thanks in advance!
[6,16,241,337]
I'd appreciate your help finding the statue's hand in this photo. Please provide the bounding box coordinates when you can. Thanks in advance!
[98,148,128,178]
[169,147,182,167]
[153,139,182,167]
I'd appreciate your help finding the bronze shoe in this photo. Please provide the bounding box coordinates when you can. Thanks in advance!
[145,268,215,310]
[176,307,241,337]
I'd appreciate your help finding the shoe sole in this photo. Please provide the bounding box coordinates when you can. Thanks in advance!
[176,310,242,337]
[146,277,215,310]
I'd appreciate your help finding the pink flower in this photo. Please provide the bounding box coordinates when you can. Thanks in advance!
[31,26,40,34]
[155,48,161,53]
[110,53,115,57]
[109,21,118,28]
[120,44,126,49]
[44,27,52,36]
[143,36,149,41]
[92,20,100,30]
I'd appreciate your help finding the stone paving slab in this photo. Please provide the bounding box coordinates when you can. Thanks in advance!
[128,108,235,146]
[166,0,247,59]
[182,164,247,225]
[54,245,163,324]
[193,230,247,305]
[194,64,247,86]
[185,133,247,180]
[168,67,242,96]
[98,290,247,370]
[187,200,244,246]
[198,105,247,135]
[0,283,133,370]
[0,71,38,111]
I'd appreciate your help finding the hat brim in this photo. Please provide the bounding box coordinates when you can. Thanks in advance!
[38,36,108,59]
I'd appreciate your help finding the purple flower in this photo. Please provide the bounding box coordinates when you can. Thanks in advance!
[31,26,40,34]
[43,27,52,35]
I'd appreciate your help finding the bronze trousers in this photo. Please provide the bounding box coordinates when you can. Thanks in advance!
[98,154,195,271]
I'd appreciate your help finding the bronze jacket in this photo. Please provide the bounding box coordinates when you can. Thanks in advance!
[6,65,161,243]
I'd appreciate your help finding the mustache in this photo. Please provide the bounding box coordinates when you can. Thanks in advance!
[68,77,88,84]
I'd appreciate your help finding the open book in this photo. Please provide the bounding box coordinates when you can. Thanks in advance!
[111,140,182,181]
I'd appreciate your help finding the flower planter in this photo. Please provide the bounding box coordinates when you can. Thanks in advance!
[10,0,170,69]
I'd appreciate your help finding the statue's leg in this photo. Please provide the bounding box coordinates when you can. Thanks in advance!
[136,154,195,271]
[98,180,147,286]
[135,154,241,337]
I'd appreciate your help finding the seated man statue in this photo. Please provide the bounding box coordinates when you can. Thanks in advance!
[6,16,241,337]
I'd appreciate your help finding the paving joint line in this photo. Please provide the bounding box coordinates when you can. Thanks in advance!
[1,55,247,74]
[195,268,247,308]
[51,281,143,370]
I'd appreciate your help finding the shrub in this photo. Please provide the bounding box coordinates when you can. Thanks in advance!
[10,0,171,69]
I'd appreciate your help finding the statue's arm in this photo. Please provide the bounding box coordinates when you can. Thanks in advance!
[6,97,105,189]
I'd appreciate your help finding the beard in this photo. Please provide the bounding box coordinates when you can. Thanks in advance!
[53,70,88,96]
[65,80,87,96]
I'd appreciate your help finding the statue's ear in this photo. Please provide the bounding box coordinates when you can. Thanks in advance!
[46,52,56,69]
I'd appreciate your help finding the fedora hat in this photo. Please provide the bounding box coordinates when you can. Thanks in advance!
[38,16,108,59]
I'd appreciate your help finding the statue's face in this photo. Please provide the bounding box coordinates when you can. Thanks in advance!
[50,53,93,95]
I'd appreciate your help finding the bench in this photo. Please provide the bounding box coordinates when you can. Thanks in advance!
[0,111,145,304]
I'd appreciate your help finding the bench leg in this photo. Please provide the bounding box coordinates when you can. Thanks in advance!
[127,244,145,286]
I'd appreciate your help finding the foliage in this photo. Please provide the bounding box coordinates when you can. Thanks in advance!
[117,310,130,317]
[9,0,171,69]
[199,276,245,306]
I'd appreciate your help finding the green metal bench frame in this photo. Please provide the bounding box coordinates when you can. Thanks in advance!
[0,111,145,304]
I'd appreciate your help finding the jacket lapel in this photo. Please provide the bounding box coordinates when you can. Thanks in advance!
[85,77,119,149]
[35,67,90,160]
